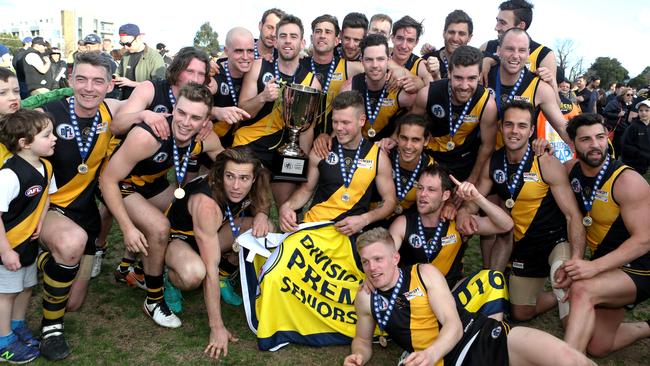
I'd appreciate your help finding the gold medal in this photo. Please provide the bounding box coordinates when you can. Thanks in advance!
[342,192,350,202]
[505,198,515,209]
[232,240,240,253]
[582,215,593,227]
[446,141,455,151]
[394,205,403,215]
[379,335,388,348]
[174,187,186,199]
[77,163,89,174]
[367,128,376,138]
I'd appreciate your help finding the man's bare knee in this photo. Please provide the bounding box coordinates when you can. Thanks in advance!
[511,304,536,321]
[173,265,206,291]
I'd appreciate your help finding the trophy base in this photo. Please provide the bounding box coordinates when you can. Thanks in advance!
[271,153,309,182]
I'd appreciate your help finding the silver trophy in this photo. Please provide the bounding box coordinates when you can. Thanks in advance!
[272,83,323,182]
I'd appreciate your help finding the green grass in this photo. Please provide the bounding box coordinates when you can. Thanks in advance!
[26,173,650,364]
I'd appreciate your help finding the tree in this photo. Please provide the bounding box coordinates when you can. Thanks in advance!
[0,33,23,55]
[554,38,576,75]
[585,57,629,88]
[568,57,586,82]
[628,66,650,89]
[193,22,220,55]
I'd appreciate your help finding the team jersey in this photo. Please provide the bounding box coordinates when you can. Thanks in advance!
[489,148,567,244]
[212,61,244,147]
[304,138,379,223]
[484,39,552,73]
[425,79,490,180]
[381,149,435,214]
[301,54,348,135]
[399,210,465,284]
[148,79,175,114]
[0,143,10,168]
[0,155,52,265]
[351,73,403,141]
[43,98,112,211]
[402,53,424,76]
[422,48,450,79]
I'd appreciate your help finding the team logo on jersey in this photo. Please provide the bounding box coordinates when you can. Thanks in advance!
[24,185,43,197]
[152,104,169,114]
[152,152,169,163]
[491,325,502,339]
[570,178,582,193]
[493,169,506,184]
[220,82,230,96]
[262,72,274,84]
[56,123,75,140]
[430,104,445,118]
[403,287,424,301]
[408,234,423,248]
[325,152,339,165]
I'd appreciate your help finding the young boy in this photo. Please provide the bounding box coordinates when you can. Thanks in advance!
[621,99,650,175]
[0,67,21,166]
[0,109,57,363]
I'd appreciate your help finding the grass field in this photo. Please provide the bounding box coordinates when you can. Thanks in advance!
[25,227,649,365]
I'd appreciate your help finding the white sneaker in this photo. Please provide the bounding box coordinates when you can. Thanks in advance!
[90,249,105,278]
[143,300,182,328]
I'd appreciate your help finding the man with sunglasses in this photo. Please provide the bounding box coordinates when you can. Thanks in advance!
[114,23,166,100]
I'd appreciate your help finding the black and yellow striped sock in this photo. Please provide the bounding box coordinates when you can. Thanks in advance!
[133,260,144,276]
[218,257,238,278]
[39,252,79,328]
[118,257,135,273]
[145,274,164,304]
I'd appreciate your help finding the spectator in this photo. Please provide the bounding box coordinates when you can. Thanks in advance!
[0,44,10,69]
[47,47,68,89]
[11,37,33,98]
[602,86,634,155]
[21,37,51,95]
[621,99,650,174]
[156,43,172,68]
[102,38,113,53]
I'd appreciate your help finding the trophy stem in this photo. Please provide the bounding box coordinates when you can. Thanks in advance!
[278,127,305,157]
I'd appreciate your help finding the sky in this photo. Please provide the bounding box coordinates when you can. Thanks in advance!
[1,0,649,77]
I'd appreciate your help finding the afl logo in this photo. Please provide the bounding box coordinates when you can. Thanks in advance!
[325,152,339,165]
[55,123,75,140]
[152,152,169,163]
[25,185,43,197]
[408,234,423,248]
[493,169,506,184]
[430,104,445,118]
[262,72,274,84]
[152,105,169,114]
[570,178,582,193]
[220,82,230,96]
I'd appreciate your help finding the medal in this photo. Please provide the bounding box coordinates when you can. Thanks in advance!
[232,240,240,253]
[502,145,531,209]
[174,187,185,199]
[579,156,610,229]
[68,97,100,177]
[364,80,387,139]
[394,206,403,215]
[446,141,455,151]
[337,138,365,205]
[77,163,89,174]
[379,335,388,348]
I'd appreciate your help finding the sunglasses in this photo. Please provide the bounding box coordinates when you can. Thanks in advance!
[625,94,634,96]
[119,38,137,47]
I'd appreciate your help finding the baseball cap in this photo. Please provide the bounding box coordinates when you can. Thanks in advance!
[83,34,101,45]
[0,44,8,56]
[31,37,46,46]
[22,37,33,44]
[156,43,166,50]
[118,23,140,37]
[635,99,650,110]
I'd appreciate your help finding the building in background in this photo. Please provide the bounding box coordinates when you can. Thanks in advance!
[0,10,116,61]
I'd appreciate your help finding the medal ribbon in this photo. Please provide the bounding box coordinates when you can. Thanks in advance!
[310,56,336,94]
[581,156,610,214]
[393,152,422,202]
[503,145,531,200]
[223,61,239,105]
[337,139,365,189]
[167,87,177,108]
[225,204,241,238]
[274,59,296,84]
[495,68,525,119]
[365,81,387,131]
[68,97,100,163]
[416,216,445,262]
[373,269,403,331]
[447,82,472,139]
[172,139,192,188]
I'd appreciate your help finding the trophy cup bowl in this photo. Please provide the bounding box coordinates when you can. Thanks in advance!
[272,83,323,182]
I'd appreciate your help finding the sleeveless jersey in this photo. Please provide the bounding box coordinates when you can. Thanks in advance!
[422,48,449,79]
[43,99,112,210]
[425,79,490,179]
[0,143,10,168]
[484,39,552,73]
[400,210,465,284]
[114,118,203,187]
[233,59,315,147]
[212,62,244,146]
[403,53,423,76]
[351,73,403,141]
[0,155,52,265]
[304,139,379,223]
[302,55,348,135]
[149,79,174,114]
[487,67,541,149]
[387,150,435,213]
[489,148,567,243]
[569,161,650,269]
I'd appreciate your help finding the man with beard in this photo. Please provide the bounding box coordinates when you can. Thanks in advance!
[237,14,321,207]
[255,8,285,60]
[562,113,650,356]
[423,10,473,80]
[411,45,497,184]
[457,100,586,322]
[337,13,368,62]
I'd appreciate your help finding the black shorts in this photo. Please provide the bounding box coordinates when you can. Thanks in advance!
[244,130,285,170]
[49,204,100,255]
[119,176,170,199]
[510,235,566,278]
[621,265,650,304]
[170,232,199,253]
[444,311,509,366]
